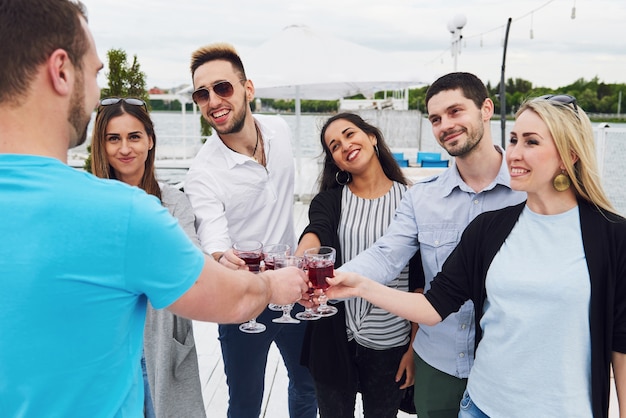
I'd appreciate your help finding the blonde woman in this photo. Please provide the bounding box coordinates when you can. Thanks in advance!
[327,96,626,418]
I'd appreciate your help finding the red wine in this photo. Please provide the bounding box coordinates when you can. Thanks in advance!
[307,261,334,290]
[239,253,263,273]
[264,260,275,270]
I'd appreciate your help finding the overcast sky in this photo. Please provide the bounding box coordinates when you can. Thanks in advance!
[81,0,625,92]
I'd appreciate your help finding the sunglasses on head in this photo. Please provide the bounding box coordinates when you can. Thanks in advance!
[535,94,578,114]
[191,79,246,106]
[98,97,147,113]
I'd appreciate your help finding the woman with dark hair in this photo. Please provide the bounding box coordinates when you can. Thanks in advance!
[296,112,423,417]
[92,98,206,418]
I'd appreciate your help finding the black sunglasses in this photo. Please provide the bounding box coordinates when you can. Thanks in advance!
[191,79,246,106]
[98,97,147,113]
[535,94,578,114]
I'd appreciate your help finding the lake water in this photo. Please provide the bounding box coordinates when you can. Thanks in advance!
[69,111,626,215]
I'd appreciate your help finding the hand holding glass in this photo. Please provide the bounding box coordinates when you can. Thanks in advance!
[233,240,266,333]
[303,246,338,317]
[263,244,291,311]
[272,256,303,324]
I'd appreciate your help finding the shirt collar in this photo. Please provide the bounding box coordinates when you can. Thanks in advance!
[436,145,513,197]
[217,116,274,169]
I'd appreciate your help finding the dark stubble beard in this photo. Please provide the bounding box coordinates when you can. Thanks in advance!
[67,69,90,149]
[208,91,248,136]
[441,116,485,158]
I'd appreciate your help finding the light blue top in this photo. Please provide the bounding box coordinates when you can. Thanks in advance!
[339,148,526,378]
[0,155,205,417]
[468,205,592,417]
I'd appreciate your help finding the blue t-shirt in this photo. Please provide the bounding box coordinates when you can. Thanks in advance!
[0,155,205,417]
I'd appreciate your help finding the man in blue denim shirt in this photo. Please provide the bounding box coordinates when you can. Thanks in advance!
[339,72,526,418]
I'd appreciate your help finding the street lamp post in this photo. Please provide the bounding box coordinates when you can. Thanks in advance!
[447,14,467,71]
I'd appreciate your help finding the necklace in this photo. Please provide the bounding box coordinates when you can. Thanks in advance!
[252,126,260,162]
[222,125,263,164]
[253,124,266,166]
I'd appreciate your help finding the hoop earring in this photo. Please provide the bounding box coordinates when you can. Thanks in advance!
[335,170,351,186]
[553,170,571,192]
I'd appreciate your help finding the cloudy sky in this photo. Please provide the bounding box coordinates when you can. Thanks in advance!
[81,0,624,92]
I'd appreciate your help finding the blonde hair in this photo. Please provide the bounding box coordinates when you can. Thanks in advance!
[190,42,247,80]
[516,99,617,215]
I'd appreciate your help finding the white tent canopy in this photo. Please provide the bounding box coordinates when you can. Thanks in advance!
[242,24,428,100]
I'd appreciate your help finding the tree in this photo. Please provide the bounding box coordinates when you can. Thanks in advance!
[100,49,149,104]
[84,48,149,172]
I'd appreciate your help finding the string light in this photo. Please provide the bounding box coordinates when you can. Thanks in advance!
[427,0,568,66]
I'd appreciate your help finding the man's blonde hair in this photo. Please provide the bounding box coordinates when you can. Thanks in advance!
[190,43,247,80]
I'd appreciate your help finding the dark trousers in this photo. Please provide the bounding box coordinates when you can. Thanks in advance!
[218,305,317,418]
[315,339,408,418]
[413,351,467,418]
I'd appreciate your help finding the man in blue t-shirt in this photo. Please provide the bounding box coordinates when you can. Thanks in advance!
[0,2,308,417]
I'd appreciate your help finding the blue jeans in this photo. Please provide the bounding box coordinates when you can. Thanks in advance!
[458,390,490,418]
[141,355,156,418]
[219,306,317,418]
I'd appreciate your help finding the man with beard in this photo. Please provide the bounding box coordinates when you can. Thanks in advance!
[184,43,317,418]
[335,72,526,418]
[0,2,308,416]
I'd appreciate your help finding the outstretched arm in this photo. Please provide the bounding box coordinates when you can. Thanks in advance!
[168,255,308,324]
[325,272,442,326]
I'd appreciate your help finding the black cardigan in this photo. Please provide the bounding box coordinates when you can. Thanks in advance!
[299,186,424,389]
[425,199,626,418]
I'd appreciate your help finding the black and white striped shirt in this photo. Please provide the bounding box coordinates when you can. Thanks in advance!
[339,181,411,350]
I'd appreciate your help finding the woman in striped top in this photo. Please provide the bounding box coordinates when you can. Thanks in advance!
[297,113,423,417]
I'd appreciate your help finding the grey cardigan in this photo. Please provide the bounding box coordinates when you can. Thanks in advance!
[143,184,206,418]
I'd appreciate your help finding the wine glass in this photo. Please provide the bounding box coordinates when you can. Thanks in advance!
[233,240,266,333]
[272,256,303,324]
[303,246,338,317]
[263,244,291,311]
[295,285,321,321]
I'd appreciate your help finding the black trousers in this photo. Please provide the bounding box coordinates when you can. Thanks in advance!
[315,339,408,418]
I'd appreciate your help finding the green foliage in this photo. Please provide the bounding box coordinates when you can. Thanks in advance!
[84,145,92,173]
[259,98,339,113]
[200,116,212,143]
[99,48,149,105]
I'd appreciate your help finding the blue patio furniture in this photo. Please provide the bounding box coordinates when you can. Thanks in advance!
[416,152,442,165]
[392,152,409,167]
[421,159,449,168]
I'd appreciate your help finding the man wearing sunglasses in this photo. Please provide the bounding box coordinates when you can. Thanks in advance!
[0,2,308,417]
[184,43,317,418]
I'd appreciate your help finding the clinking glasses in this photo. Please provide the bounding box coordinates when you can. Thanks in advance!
[98,97,147,113]
[191,79,246,106]
[535,94,578,114]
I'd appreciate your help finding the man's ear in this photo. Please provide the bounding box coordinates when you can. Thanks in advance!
[47,49,72,96]
[481,98,495,121]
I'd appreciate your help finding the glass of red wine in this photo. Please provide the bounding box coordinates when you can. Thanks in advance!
[233,240,266,333]
[272,256,303,324]
[303,246,338,317]
[263,244,291,312]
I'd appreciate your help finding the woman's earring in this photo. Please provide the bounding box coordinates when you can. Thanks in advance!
[335,170,352,186]
[373,144,380,158]
[553,170,571,192]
